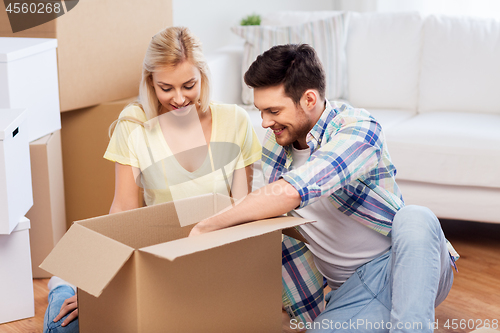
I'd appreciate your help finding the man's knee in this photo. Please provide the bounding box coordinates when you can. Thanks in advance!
[393,205,441,241]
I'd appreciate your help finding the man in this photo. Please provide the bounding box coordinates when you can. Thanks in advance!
[190,44,457,332]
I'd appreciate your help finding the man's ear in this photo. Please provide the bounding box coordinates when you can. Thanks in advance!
[301,89,319,111]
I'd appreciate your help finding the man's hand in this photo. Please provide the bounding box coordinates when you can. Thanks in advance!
[189,219,213,237]
[188,179,301,237]
[54,294,78,327]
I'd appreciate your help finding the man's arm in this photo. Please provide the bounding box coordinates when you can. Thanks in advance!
[189,179,301,236]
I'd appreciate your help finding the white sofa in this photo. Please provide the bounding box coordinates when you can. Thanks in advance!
[206,11,500,224]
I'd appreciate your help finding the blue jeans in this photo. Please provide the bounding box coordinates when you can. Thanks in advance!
[308,205,454,332]
[43,285,79,333]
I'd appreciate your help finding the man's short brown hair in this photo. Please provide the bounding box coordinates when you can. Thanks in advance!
[244,44,326,105]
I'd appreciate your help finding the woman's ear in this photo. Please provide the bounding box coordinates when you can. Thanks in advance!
[147,75,153,86]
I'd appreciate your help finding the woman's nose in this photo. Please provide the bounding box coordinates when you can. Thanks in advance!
[173,90,185,105]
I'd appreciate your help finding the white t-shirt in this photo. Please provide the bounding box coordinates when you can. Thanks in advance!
[290,145,391,289]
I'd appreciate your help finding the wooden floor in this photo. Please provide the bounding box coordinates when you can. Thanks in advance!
[1,277,49,333]
[434,219,500,333]
[1,219,499,333]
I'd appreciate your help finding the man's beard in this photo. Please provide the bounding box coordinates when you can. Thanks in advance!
[276,106,311,148]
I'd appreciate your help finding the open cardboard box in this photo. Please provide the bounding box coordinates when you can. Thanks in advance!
[41,193,312,333]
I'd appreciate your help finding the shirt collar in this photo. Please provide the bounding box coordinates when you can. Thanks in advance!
[282,100,338,157]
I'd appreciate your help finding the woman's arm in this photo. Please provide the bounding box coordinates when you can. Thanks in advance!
[109,162,141,214]
[230,164,254,201]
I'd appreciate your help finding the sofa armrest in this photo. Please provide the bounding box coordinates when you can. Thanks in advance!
[206,43,244,105]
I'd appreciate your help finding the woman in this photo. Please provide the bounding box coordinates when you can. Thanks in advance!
[43,26,261,333]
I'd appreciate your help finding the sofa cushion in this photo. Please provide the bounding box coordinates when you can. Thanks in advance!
[419,15,500,115]
[346,12,423,112]
[367,109,416,131]
[384,112,500,188]
[231,13,349,105]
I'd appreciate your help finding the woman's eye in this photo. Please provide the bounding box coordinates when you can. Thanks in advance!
[185,84,195,90]
[160,87,172,92]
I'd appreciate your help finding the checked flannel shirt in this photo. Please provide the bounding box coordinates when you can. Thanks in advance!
[262,100,459,323]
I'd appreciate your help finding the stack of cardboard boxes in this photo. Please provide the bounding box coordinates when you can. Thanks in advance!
[0,0,173,226]
[0,37,61,324]
[0,0,172,325]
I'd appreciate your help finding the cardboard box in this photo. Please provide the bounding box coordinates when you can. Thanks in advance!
[0,37,61,142]
[0,217,34,324]
[41,194,311,333]
[26,130,67,278]
[60,97,137,228]
[0,108,32,234]
[0,0,172,112]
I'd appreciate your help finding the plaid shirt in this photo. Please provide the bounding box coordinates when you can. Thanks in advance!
[265,101,459,323]
[263,100,404,236]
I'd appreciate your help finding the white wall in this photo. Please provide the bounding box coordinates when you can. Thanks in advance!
[172,0,335,54]
[333,0,500,18]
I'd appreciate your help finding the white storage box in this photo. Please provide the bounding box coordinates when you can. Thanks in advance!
[0,109,33,234]
[0,216,35,324]
[0,37,61,142]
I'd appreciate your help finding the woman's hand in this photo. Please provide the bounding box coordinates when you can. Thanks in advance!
[53,294,78,327]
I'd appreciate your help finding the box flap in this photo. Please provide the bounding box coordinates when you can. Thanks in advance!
[12,216,30,232]
[282,227,309,244]
[29,132,52,146]
[40,223,134,297]
[0,37,57,62]
[140,216,313,261]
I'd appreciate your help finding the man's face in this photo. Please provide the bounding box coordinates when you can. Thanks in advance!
[254,85,313,148]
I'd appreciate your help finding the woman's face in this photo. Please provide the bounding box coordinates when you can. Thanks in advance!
[151,61,202,114]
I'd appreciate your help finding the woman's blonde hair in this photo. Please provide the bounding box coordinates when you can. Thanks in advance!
[140,26,211,120]
[109,26,211,137]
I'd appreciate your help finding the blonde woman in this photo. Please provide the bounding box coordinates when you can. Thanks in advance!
[43,26,262,333]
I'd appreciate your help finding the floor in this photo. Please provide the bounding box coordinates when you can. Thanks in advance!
[0,219,499,333]
[433,219,500,333]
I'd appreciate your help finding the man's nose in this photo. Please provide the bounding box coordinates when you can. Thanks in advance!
[261,113,274,129]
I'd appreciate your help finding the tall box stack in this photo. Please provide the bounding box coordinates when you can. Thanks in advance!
[0,217,35,324]
[1,0,173,229]
[0,37,61,142]
[0,109,32,235]
[0,37,62,322]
